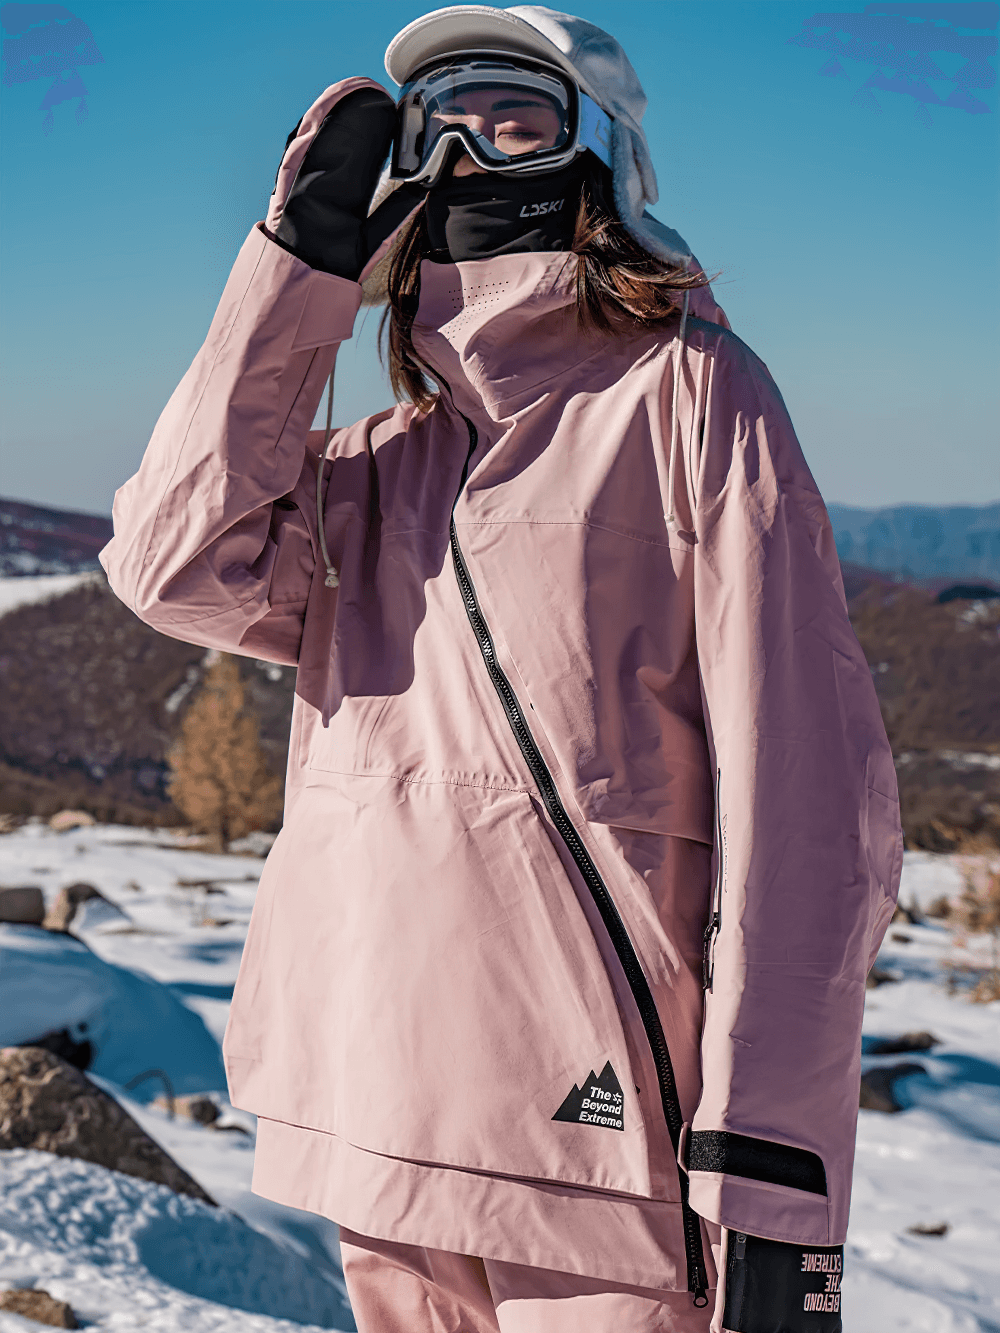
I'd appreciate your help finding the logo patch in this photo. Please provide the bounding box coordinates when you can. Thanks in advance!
[552,1060,624,1131]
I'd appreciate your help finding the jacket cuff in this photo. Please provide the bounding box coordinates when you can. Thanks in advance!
[253,221,363,349]
[689,1171,832,1248]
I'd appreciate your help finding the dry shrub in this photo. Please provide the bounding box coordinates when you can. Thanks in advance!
[168,654,283,851]
[898,778,1000,853]
[925,895,952,920]
[953,862,1000,933]
[971,972,1000,1003]
[951,861,1000,1003]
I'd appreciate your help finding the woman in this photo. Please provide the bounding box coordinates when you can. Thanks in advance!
[101,6,902,1330]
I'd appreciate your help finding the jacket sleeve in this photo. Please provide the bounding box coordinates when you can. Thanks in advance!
[685,331,903,1247]
[99,223,363,665]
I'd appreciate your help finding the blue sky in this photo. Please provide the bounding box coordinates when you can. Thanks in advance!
[1,0,997,514]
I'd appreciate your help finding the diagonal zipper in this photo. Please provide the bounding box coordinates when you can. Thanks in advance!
[448,411,709,1306]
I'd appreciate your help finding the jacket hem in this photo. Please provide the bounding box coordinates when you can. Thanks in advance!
[252,1115,716,1291]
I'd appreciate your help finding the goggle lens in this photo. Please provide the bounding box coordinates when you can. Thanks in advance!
[396,60,574,177]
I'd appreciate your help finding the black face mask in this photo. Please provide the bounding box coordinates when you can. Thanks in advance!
[424,155,588,263]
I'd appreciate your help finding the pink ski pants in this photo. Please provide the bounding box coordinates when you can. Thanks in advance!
[339,1227,714,1332]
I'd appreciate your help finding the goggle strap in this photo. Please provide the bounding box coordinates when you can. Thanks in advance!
[579,94,613,171]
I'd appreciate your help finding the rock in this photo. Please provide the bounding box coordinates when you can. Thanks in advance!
[866,965,899,988]
[153,1092,219,1125]
[150,1093,251,1135]
[0,1288,77,1328]
[0,1046,215,1205]
[859,1061,927,1113]
[228,829,277,856]
[22,1028,93,1070]
[0,886,45,925]
[891,902,923,925]
[181,1094,219,1125]
[48,810,96,832]
[42,882,128,935]
[867,1031,940,1055]
[907,1221,950,1237]
[890,930,913,944]
[42,882,100,932]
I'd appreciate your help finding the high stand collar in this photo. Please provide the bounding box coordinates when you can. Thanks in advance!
[411,248,596,422]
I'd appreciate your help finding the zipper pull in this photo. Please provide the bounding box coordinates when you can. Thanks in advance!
[703,766,724,992]
[733,1232,747,1261]
[702,911,720,991]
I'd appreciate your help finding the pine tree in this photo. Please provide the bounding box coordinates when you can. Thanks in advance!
[168,653,283,850]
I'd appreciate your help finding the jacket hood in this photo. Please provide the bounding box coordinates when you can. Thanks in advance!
[371,4,696,271]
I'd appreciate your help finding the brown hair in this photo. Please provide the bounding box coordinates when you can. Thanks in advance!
[377,165,720,414]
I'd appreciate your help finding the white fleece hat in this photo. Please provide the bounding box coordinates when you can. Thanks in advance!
[378,4,695,268]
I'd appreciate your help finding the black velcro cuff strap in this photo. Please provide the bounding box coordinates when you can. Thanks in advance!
[687,1130,828,1196]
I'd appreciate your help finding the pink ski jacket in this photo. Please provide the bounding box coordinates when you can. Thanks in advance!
[101,87,902,1300]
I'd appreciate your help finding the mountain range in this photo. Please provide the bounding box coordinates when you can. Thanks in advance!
[826,502,999,583]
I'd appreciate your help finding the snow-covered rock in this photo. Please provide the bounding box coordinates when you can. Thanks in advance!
[0,1047,213,1205]
[0,1150,354,1331]
[0,925,225,1098]
[42,883,130,935]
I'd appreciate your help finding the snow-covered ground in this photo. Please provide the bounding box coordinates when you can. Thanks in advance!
[1,824,355,1332]
[1,824,998,1330]
[0,572,101,617]
[849,852,1000,1332]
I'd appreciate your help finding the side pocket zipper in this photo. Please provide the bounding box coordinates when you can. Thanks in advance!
[702,766,723,991]
[724,1231,748,1330]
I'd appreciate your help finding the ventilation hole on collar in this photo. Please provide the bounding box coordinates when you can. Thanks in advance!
[440,279,512,335]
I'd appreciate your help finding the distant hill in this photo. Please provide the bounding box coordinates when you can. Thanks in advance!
[0,498,113,576]
[0,576,293,826]
[827,502,1000,583]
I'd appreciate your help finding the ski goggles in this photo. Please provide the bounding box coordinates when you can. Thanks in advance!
[390,55,613,185]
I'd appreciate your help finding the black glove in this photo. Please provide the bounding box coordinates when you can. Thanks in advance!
[721,1232,843,1333]
[267,82,426,282]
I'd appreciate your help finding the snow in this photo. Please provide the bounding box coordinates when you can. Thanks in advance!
[0,822,354,1331]
[0,573,101,618]
[0,1150,353,1332]
[1,821,999,1329]
[0,925,227,1098]
[850,903,1000,1331]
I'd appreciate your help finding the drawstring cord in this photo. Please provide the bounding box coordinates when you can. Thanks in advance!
[664,281,691,534]
[316,368,339,588]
